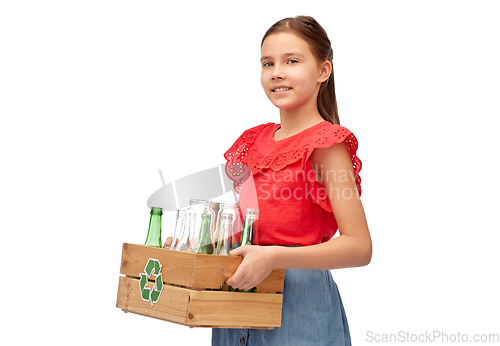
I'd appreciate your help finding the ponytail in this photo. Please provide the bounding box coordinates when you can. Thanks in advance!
[317,49,339,124]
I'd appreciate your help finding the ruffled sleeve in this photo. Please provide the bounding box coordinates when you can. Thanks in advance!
[305,124,362,211]
[224,123,272,193]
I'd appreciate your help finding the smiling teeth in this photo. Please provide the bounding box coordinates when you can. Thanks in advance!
[274,87,291,92]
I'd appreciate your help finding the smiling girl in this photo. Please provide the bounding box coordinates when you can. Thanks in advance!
[214,16,371,345]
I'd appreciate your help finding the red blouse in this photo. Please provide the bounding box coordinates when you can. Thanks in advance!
[224,121,362,246]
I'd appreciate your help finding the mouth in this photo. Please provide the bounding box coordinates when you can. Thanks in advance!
[272,87,292,92]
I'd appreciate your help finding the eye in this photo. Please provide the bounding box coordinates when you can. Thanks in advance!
[262,62,273,67]
[287,59,299,64]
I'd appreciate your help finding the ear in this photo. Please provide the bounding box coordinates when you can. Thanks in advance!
[318,60,332,83]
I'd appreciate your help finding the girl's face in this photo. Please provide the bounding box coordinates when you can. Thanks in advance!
[260,31,330,114]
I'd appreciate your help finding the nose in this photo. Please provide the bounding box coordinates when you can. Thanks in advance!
[271,65,285,81]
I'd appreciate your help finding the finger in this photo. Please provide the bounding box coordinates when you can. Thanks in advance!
[229,247,244,257]
[230,245,250,256]
[164,236,173,247]
[242,284,254,291]
[227,269,245,288]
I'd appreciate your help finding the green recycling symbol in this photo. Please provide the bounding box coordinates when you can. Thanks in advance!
[139,258,163,306]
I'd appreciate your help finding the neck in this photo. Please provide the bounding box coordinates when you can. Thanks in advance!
[276,106,324,140]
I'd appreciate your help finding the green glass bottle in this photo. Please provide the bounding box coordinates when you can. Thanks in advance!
[240,208,259,246]
[238,208,259,293]
[194,213,214,254]
[144,207,163,247]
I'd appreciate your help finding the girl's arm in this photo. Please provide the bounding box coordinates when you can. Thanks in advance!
[227,142,372,290]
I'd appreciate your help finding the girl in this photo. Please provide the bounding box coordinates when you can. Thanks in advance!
[213,16,372,345]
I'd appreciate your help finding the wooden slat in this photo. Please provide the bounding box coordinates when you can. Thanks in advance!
[187,290,283,328]
[120,244,285,291]
[120,243,194,287]
[192,253,241,288]
[117,274,284,329]
[116,276,190,325]
[256,269,285,293]
[191,254,284,292]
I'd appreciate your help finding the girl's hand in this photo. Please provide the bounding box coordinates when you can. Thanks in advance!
[226,245,276,290]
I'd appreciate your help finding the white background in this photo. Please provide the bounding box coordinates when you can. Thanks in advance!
[1,1,499,345]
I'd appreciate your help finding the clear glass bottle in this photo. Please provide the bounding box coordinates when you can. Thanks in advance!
[176,199,215,253]
[240,208,259,247]
[215,202,242,250]
[215,213,233,255]
[175,211,194,252]
[165,209,186,250]
[144,207,163,247]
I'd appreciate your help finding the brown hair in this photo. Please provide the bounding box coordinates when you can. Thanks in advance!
[261,16,339,124]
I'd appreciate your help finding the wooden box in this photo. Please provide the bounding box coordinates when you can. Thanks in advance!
[116,243,284,329]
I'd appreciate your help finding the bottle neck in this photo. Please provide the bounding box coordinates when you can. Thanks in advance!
[150,207,163,216]
[145,207,163,247]
[189,199,210,206]
[245,208,259,220]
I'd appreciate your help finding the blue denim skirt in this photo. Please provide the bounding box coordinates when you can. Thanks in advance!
[212,268,351,346]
